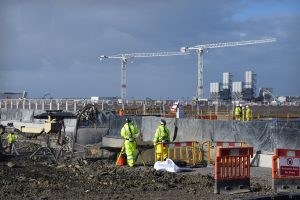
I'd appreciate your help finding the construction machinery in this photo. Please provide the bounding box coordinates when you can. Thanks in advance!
[180,38,276,99]
[99,51,189,101]
[1,110,76,160]
[262,89,281,106]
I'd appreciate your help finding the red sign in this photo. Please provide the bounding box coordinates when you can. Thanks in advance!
[279,157,300,177]
[280,166,300,176]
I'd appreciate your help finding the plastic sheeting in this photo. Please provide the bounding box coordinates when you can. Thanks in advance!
[154,159,192,172]
[107,116,300,153]
[2,108,300,153]
[0,108,44,123]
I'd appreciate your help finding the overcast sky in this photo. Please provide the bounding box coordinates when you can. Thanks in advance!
[0,0,299,99]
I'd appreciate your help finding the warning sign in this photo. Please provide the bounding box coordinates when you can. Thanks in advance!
[279,157,300,176]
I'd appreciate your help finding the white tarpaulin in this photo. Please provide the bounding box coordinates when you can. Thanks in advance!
[154,159,192,173]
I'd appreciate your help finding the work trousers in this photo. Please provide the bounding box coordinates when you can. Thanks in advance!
[8,142,19,155]
[124,140,136,167]
[235,114,242,121]
[156,143,168,161]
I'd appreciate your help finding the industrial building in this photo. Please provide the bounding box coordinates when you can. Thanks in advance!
[210,70,258,102]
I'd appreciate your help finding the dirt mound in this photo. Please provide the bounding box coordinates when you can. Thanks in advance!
[0,153,275,200]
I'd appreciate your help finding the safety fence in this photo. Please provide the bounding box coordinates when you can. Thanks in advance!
[154,141,201,165]
[201,141,247,165]
[272,148,300,192]
[154,140,248,166]
[214,146,253,194]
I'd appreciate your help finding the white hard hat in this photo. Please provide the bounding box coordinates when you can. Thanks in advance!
[246,105,249,108]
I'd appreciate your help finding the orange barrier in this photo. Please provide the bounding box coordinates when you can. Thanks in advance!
[272,148,300,192]
[154,141,201,165]
[215,141,246,148]
[214,146,253,194]
[201,141,247,165]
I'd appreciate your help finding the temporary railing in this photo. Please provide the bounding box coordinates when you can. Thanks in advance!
[2,99,300,119]
[201,141,247,165]
[154,141,201,165]
[272,148,300,192]
[214,146,253,194]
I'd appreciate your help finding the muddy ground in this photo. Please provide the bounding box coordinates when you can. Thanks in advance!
[0,149,280,200]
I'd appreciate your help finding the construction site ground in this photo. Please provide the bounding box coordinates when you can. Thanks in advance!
[0,151,280,200]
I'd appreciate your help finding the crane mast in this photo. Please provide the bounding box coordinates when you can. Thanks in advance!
[181,38,276,99]
[99,51,188,100]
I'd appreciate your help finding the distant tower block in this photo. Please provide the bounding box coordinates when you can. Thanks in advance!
[220,72,232,100]
[243,70,257,100]
[210,82,220,100]
[222,72,233,90]
[232,81,243,100]
[245,70,256,89]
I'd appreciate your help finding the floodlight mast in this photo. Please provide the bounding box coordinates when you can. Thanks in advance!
[181,38,276,100]
[99,51,189,100]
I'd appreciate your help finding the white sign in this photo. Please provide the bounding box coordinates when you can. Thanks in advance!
[280,157,299,167]
[279,157,300,176]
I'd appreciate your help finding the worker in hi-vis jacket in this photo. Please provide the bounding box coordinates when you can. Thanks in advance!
[120,117,139,167]
[153,119,170,161]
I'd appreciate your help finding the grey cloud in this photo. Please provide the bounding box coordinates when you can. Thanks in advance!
[0,0,299,98]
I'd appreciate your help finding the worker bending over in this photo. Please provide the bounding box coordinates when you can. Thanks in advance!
[120,117,139,167]
[153,119,170,161]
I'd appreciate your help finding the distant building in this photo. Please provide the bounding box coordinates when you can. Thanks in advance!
[210,70,256,101]
[286,96,300,105]
[0,91,27,99]
[243,70,256,101]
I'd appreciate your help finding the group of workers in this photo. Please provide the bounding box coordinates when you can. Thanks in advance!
[121,104,253,167]
[234,104,252,121]
[120,117,170,167]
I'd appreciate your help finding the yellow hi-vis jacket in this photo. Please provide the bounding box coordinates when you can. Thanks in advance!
[246,107,252,118]
[120,122,139,167]
[153,125,170,144]
[235,107,242,116]
[6,133,17,144]
[121,122,139,141]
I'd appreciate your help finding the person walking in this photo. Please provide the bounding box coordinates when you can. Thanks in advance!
[153,119,170,161]
[120,117,139,167]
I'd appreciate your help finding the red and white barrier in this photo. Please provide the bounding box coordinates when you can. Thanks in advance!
[272,148,300,192]
[214,146,253,194]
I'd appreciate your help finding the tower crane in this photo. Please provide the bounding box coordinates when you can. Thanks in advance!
[99,51,188,100]
[180,38,276,99]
